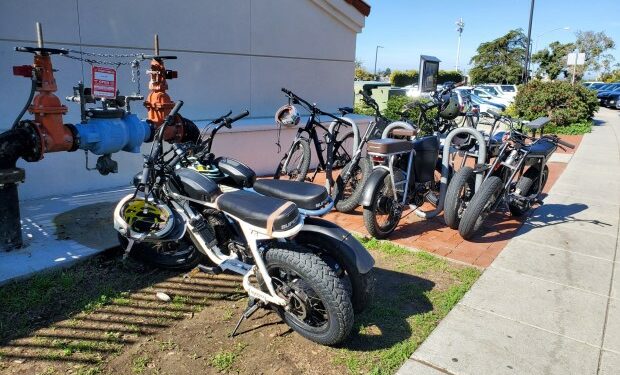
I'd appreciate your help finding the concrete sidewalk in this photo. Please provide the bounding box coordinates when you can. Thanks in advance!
[399,108,620,375]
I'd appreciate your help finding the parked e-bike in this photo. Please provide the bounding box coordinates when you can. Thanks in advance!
[274,89,361,193]
[443,109,507,229]
[113,102,365,345]
[179,109,375,313]
[457,113,575,239]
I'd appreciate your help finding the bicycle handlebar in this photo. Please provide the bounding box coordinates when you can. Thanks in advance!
[228,110,250,123]
[281,87,343,122]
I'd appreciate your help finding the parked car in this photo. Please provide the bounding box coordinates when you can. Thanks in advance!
[471,87,512,107]
[584,81,604,89]
[594,83,617,93]
[468,92,506,114]
[597,84,620,104]
[482,84,518,99]
[605,92,620,109]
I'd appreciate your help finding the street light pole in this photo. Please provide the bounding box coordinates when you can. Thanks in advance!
[374,45,383,80]
[533,26,570,54]
[523,0,535,84]
[455,18,465,72]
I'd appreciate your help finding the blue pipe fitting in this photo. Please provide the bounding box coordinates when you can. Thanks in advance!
[72,113,152,155]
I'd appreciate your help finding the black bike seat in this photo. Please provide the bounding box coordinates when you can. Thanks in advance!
[338,107,354,115]
[528,139,556,158]
[216,190,300,234]
[253,179,328,210]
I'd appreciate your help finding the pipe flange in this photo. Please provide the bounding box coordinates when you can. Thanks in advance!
[0,168,25,184]
[14,120,43,162]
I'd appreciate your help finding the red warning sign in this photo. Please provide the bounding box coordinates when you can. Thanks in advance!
[91,66,117,99]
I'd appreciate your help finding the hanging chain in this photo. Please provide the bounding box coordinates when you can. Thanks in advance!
[60,49,146,94]
[131,59,141,95]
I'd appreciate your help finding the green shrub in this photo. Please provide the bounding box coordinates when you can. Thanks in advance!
[542,121,592,135]
[513,80,598,126]
[437,70,464,84]
[390,70,419,87]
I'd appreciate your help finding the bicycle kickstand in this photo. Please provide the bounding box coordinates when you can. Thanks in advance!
[230,299,262,338]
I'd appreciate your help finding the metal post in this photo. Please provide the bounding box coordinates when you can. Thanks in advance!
[0,169,25,251]
[455,18,465,72]
[36,22,43,48]
[374,45,383,80]
[523,0,535,83]
[571,49,579,84]
[154,34,160,55]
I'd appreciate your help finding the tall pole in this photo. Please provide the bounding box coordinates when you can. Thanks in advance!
[523,0,535,83]
[374,45,383,80]
[455,18,465,72]
[571,49,579,84]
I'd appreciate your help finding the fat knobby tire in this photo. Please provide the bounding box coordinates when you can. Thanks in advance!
[458,176,503,240]
[444,166,475,229]
[264,245,354,345]
[117,233,205,270]
[334,157,373,213]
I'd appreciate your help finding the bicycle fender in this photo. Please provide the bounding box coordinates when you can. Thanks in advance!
[360,168,390,207]
[297,217,375,274]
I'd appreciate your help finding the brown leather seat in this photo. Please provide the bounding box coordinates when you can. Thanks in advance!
[367,138,414,155]
[390,128,418,137]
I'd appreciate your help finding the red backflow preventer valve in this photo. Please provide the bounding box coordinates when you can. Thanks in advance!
[143,34,194,143]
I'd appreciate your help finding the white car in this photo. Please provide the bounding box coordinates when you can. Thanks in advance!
[472,87,512,107]
[456,88,506,115]
[483,84,518,99]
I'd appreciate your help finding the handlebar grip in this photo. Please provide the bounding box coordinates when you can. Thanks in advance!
[281,88,292,95]
[557,138,575,149]
[228,110,250,123]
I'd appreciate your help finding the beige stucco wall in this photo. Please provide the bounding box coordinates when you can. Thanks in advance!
[0,0,366,199]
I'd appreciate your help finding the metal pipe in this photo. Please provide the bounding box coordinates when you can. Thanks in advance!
[154,34,160,55]
[415,127,487,219]
[36,22,43,48]
[0,128,33,250]
[523,0,535,83]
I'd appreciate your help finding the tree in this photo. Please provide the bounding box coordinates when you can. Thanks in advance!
[469,29,527,84]
[532,41,575,80]
[600,66,620,83]
[574,31,616,79]
[354,60,374,81]
[383,68,391,76]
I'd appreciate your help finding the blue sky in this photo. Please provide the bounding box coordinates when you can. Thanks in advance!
[356,0,620,73]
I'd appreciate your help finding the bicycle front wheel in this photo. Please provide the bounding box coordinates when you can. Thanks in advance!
[274,139,311,181]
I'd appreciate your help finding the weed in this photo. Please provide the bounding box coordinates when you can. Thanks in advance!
[132,355,150,374]
[209,342,247,372]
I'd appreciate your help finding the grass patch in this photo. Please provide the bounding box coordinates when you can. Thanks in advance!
[210,342,247,372]
[0,253,174,344]
[131,355,150,374]
[334,239,481,374]
[543,121,592,135]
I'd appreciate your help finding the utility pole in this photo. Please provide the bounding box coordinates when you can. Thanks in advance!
[523,0,535,83]
[374,45,383,80]
[455,18,465,72]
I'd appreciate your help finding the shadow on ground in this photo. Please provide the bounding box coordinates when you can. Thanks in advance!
[0,250,244,372]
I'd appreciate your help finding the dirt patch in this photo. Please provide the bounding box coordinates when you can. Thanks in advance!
[0,242,479,375]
